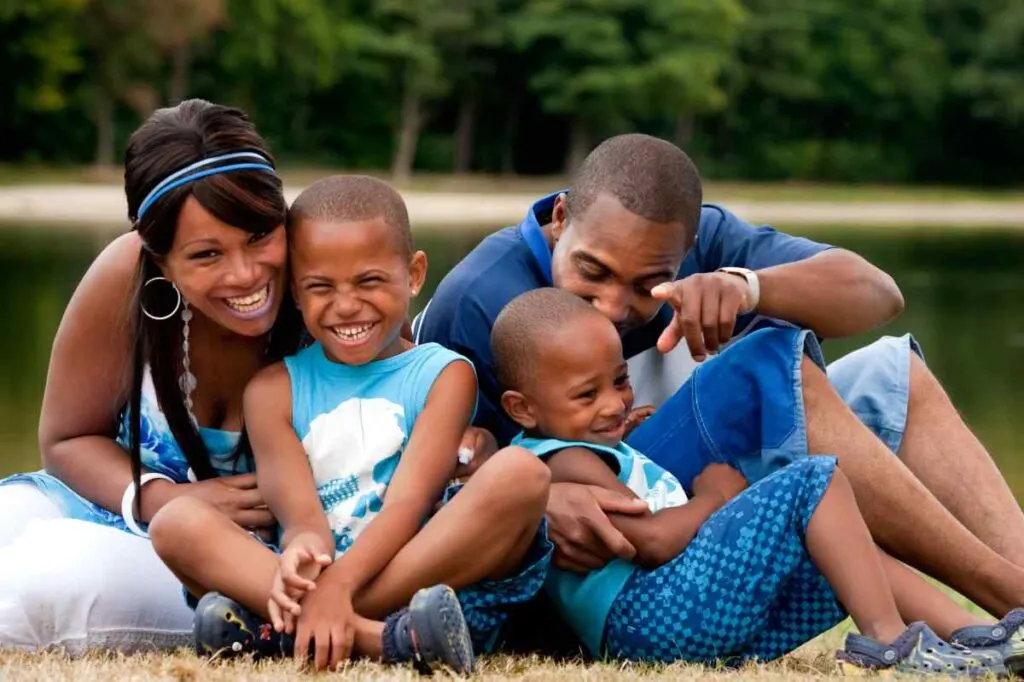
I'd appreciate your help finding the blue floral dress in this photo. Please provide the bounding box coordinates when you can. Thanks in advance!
[0,370,246,535]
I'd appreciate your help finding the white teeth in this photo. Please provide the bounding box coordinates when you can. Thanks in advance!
[225,285,269,312]
[332,323,375,341]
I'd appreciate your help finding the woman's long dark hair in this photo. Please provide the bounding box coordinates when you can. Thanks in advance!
[123,99,303,511]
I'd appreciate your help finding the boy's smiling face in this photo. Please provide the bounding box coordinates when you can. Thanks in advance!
[290,216,426,365]
[504,312,635,447]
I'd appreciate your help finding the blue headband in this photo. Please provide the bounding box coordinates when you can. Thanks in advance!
[135,151,277,220]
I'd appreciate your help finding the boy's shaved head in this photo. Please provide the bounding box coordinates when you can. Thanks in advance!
[491,287,603,391]
[288,174,413,257]
[566,133,702,235]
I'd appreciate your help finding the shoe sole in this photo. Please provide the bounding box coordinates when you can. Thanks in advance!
[194,591,253,658]
[408,585,476,675]
[1005,653,1024,677]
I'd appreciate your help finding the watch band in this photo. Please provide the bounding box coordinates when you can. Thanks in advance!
[717,267,760,314]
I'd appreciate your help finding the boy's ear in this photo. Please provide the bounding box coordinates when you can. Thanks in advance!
[409,250,427,297]
[500,390,537,430]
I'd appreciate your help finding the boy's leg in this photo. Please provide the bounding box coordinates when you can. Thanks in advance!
[630,326,1024,618]
[149,497,388,658]
[604,457,847,664]
[353,447,552,650]
[877,549,989,639]
[149,496,281,618]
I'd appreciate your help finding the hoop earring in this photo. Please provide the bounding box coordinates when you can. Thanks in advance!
[140,277,182,321]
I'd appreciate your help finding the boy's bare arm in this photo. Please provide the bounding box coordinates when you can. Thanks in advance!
[546,448,728,569]
[243,363,334,555]
[318,359,477,594]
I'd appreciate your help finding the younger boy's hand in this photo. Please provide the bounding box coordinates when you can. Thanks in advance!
[692,463,748,504]
[268,535,332,634]
[623,405,656,437]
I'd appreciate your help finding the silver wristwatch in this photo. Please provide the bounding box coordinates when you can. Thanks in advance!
[717,267,760,314]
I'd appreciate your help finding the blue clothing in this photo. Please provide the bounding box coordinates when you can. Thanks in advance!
[513,435,689,656]
[412,191,831,446]
[0,369,245,535]
[604,457,846,664]
[282,341,472,553]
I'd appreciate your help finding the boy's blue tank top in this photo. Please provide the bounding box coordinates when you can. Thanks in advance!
[513,434,689,657]
[283,341,473,553]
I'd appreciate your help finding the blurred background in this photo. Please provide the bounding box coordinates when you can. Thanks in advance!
[0,0,1021,492]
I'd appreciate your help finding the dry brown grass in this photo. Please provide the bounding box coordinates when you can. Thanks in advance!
[0,625,863,682]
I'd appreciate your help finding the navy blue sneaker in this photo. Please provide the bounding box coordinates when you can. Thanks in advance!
[951,609,1024,676]
[836,621,1007,677]
[193,591,293,660]
[381,585,476,675]
[194,585,475,675]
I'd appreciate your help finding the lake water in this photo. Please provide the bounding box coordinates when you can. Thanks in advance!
[1,224,1022,497]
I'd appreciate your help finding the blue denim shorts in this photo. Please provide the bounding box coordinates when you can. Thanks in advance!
[627,327,923,490]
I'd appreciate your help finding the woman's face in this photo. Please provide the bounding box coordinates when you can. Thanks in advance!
[157,196,288,337]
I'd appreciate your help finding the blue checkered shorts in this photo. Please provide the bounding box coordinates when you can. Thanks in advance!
[603,456,847,664]
[439,484,554,654]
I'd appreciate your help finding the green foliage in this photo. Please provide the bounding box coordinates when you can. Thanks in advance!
[0,0,1020,183]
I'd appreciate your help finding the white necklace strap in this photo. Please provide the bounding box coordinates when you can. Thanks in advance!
[121,473,176,538]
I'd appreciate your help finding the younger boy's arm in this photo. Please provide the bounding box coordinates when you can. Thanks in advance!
[244,364,334,556]
[317,359,477,595]
[546,448,737,569]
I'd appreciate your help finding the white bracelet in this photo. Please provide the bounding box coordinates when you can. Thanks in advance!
[121,473,176,538]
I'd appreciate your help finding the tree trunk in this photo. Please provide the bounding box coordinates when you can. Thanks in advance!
[453,93,477,174]
[565,117,591,173]
[674,113,695,149]
[93,87,115,167]
[392,80,421,184]
[169,42,190,104]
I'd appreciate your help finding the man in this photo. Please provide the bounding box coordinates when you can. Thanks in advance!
[415,134,1024,646]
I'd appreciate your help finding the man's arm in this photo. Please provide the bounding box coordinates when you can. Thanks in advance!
[755,249,904,338]
[546,447,726,569]
[701,206,904,338]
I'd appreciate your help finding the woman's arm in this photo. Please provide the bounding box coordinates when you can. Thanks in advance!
[546,447,728,569]
[243,364,334,555]
[36,233,169,516]
[317,359,477,595]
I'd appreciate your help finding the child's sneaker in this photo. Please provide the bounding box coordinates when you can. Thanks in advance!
[951,609,1024,676]
[381,585,476,675]
[836,621,1007,677]
[193,591,293,659]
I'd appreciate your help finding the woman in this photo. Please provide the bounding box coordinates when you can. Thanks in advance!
[0,99,304,653]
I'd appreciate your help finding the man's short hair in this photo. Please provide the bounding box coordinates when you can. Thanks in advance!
[491,287,601,391]
[566,133,702,235]
[288,174,413,256]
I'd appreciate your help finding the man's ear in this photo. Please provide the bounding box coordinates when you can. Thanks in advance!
[500,390,537,430]
[551,192,569,243]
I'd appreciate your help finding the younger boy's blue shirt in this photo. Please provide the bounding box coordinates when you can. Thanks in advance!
[512,433,689,656]
[413,191,832,445]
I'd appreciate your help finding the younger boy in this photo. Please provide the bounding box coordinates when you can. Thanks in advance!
[150,176,552,674]
[490,287,1021,675]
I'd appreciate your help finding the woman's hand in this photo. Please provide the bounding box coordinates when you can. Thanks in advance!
[157,473,276,530]
[623,405,656,438]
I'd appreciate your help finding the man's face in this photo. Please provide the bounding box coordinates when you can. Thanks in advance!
[549,192,691,335]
